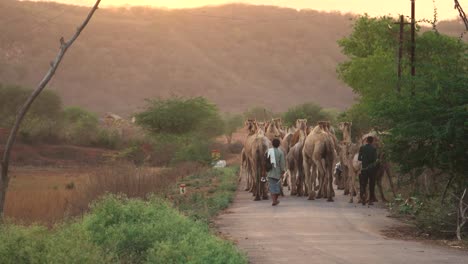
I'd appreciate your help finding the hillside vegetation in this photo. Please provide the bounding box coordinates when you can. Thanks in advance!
[0,1,352,115]
[2,1,465,115]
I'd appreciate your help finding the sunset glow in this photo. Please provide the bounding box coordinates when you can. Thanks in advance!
[34,0,461,21]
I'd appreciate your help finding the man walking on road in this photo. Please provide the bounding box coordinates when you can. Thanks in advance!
[358,136,378,206]
[267,138,285,206]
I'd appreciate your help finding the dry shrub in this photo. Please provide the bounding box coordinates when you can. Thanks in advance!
[69,162,205,218]
[5,189,78,226]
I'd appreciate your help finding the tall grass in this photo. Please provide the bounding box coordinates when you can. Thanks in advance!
[5,162,203,225]
[0,168,246,264]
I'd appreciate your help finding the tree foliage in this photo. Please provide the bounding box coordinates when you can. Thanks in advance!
[0,84,62,142]
[338,15,468,191]
[243,107,275,121]
[135,97,224,139]
[223,113,243,144]
[282,102,330,127]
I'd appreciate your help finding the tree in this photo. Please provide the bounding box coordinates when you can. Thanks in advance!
[282,102,330,128]
[223,113,243,145]
[243,106,275,121]
[0,84,63,142]
[338,15,468,199]
[135,96,224,139]
[0,0,102,219]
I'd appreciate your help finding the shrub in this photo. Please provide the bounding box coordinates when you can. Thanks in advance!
[0,223,109,264]
[0,84,62,143]
[223,113,243,145]
[243,106,275,121]
[282,102,330,127]
[83,195,246,263]
[135,97,224,138]
[62,107,100,146]
[173,139,213,165]
[94,129,121,149]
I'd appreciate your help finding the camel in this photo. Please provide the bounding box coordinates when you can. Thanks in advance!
[248,121,270,201]
[302,121,336,201]
[273,118,286,138]
[265,119,282,142]
[348,131,396,203]
[240,119,257,192]
[286,119,308,196]
[335,122,353,192]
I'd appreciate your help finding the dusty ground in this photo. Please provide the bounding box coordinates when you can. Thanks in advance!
[216,188,468,264]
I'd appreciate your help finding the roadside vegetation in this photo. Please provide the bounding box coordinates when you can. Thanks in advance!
[338,15,467,240]
[0,167,246,264]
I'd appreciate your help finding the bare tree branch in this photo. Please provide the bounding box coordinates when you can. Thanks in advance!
[0,0,102,220]
[454,0,468,30]
[456,188,467,240]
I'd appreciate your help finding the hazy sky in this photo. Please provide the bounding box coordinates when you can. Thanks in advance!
[34,0,461,20]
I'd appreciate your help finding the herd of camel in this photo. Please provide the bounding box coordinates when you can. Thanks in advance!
[239,118,396,203]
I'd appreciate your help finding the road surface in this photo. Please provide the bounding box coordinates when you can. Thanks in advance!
[216,189,468,264]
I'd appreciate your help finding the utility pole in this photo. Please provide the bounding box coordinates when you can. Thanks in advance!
[410,0,416,95]
[394,15,408,93]
[393,15,411,93]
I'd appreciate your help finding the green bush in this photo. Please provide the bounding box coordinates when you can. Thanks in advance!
[243,106,275,121]
[0,84,62,143]
[83,195,246,263]
[174,167,240,222]
[62,106,100,146]
[94,128,121,149]
[0,223,109,264]
[173,139,213,165]
[135,97,224,138]
[0,194,246,264]
[282,102,330,127]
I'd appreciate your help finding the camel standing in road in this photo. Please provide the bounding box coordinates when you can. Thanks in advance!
[248,122,270,200]
[240,119,257,192]
[303,122,336,201]
[286,119,308,196]
[265,119,282,142]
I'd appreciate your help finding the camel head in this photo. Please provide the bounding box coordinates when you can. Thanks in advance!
[338,122,352,132]
[317,121,328,131]
[338,122,352,143]
[255,122,267,136]
[266,118,282,139]
[245,119,256,135]
[273,118,283,130]
[296,119,307,132]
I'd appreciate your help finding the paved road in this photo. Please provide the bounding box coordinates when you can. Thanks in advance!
[216,189,468,264]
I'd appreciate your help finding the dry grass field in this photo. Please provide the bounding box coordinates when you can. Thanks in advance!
[4,163,203,225]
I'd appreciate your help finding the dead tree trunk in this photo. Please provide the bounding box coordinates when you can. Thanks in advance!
[457,188,467,240]
[0,0,102,220]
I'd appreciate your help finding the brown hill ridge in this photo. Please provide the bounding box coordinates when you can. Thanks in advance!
[0,1,465,115]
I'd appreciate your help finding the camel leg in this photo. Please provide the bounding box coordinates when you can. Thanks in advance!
[316,160,326,199]
[348,171,355,203]
[327,161,334,202]
[385,164,397,198]
[376,169,387,203]
[303,157,315,200]
[290,168,297,196]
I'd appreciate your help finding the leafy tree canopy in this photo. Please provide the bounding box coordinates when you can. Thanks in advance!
[135,97,224,139]
[282,102,330,128]
[338,15,467,188]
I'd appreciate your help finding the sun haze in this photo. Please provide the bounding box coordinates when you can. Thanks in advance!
[33,0,460,21]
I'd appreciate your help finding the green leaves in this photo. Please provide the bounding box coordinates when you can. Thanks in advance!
[282,102,330,127]
[136,97,224,138]
[338,16,468,191]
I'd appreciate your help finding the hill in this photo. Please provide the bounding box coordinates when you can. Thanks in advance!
[0,0,466,115]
